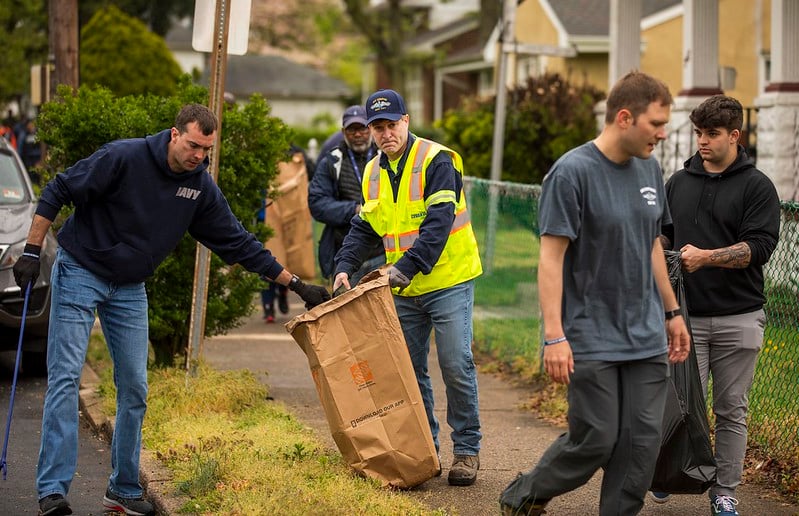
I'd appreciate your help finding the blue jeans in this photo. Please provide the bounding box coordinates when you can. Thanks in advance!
[37,248,149,500]
[350,254,386,287]
[393,280,481,456]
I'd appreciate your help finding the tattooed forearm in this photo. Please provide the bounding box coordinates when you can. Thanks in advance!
[708,242,751,268]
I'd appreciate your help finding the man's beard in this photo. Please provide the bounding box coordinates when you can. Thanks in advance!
[349,141,371,154]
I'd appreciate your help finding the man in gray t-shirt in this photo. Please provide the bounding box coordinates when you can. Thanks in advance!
[500,71,690,516]
[542,141,671,362]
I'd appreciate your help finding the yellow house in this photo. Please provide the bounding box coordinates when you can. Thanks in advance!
[511,0,771,108]
[399,0,796,198]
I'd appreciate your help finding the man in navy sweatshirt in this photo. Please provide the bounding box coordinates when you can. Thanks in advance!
[12,104,330,516]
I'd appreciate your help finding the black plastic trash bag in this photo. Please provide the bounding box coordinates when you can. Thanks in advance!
[649,250,716,494]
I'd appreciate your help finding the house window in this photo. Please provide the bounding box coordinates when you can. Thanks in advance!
[760,52,771,93]
[517,56,540,85]
[406,68,423,120]
[478,69,494,97]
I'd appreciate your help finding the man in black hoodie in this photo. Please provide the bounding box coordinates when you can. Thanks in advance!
[12,104,330,516]
[657,95,780,516]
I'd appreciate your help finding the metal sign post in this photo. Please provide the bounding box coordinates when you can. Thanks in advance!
[485,0,517,274]
[185,0,250,375]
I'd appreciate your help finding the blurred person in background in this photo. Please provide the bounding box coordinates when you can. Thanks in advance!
[309,105,383,286]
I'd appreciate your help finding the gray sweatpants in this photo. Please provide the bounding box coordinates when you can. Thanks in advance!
[500,354,669,516]
[692,309,765,499]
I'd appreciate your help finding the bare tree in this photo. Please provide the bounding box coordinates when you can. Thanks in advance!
[341,0,428,89]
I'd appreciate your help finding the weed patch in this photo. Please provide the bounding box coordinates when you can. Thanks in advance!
[85,335,442,515]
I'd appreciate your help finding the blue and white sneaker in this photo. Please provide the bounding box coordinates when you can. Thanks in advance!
[649,491,672,503]
[711,495,739,516]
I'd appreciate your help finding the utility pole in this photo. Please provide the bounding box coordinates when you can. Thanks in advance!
[48,0,79,95]
[485,0,517,274]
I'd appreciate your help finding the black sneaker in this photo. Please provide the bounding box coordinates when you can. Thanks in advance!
[448,454,479,486]
[38,494,72,516]
[102,489,155,516]
[277,289,289,314]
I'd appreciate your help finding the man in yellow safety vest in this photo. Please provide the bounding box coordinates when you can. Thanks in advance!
[333,89,483,486]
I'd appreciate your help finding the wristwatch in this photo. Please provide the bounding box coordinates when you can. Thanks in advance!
[665,308,681,320]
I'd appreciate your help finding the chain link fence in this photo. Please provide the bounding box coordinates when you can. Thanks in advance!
[465,177,799,476]
[754,201,799,465]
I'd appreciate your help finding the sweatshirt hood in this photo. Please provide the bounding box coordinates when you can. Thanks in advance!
[145,129,210,180]
[681,144,755,226]
[683,144,754,178]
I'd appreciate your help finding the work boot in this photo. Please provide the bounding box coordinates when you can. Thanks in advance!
[448,454,479,486]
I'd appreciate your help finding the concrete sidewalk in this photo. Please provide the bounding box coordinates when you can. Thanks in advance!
[201,295,798,516]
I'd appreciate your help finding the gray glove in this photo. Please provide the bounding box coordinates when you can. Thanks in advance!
[387,266,411,293]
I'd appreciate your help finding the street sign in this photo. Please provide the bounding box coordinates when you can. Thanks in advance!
[192,0,251,56]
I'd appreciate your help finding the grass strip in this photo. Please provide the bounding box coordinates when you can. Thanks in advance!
[88,338,445,515]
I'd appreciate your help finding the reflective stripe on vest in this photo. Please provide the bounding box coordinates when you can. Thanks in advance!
[382,207,472,252]
[367,159,381,200]
[359,137,482,296]
[365,140,435,202]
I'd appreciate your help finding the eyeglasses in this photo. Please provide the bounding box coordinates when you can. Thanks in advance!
[344,125,369,135]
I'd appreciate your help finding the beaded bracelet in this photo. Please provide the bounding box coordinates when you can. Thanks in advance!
[544,336,567,346]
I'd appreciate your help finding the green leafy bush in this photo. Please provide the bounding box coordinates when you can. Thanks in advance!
[36,79,291,366]
[436,73,605,184]
[80,5,183,97]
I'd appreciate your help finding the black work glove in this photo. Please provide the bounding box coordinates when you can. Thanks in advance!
[288,275,331,309]
[13,243,41,294]
[387,266,411,293]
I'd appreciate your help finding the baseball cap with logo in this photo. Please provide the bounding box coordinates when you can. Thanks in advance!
[342,105,368,128]
[365,89,407,125]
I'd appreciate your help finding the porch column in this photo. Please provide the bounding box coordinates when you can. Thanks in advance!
[608,0,641,86]
[596,0,642,131]
[660,0,722,177]
[680,0,721,96]
[755,0,799,201]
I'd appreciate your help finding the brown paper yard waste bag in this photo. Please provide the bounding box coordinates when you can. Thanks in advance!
[264,152,315,280]
[285,272,440,488]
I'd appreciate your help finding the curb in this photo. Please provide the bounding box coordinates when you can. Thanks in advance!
[79,364,184,515]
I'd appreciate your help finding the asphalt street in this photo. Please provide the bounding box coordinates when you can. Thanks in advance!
[0,350,112,515]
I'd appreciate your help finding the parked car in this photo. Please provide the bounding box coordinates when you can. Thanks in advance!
[0,137,56,374]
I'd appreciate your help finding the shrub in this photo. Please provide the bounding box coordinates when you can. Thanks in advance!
[436,73,605,184]
[80,5,183,97]
[36,78,292,366]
